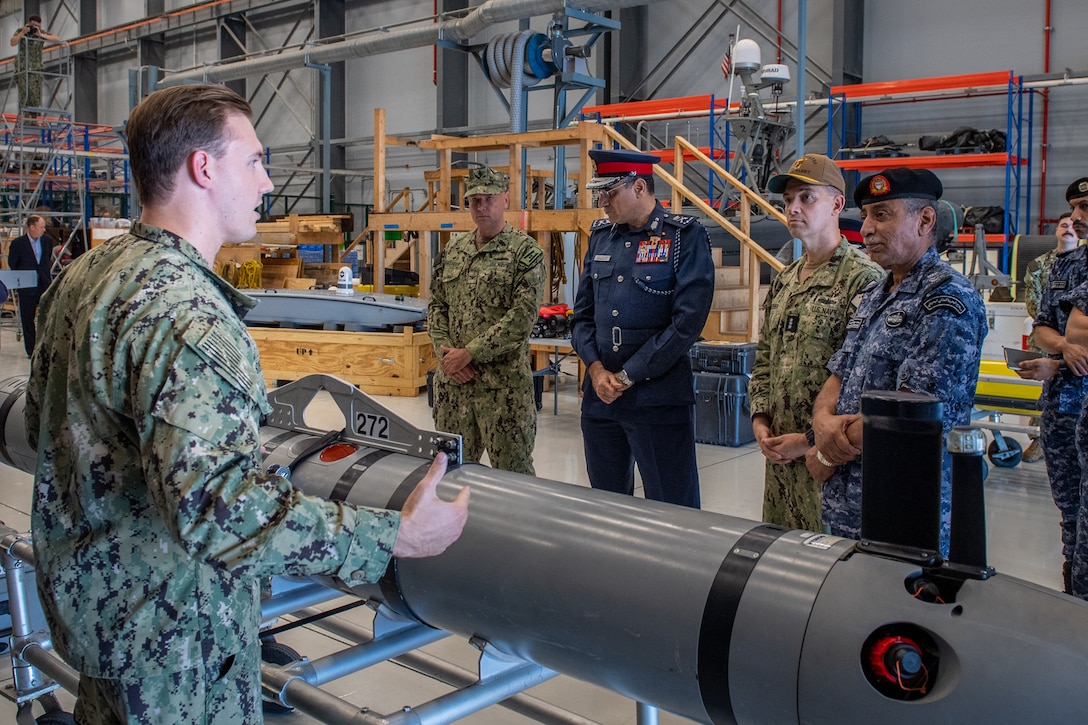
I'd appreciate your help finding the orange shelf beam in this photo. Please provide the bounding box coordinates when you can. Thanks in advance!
[676,147,733,163]
[830,71,1014,101]
[835,154,1025,171]
[582,94,730,120]
[952,234,1007,245]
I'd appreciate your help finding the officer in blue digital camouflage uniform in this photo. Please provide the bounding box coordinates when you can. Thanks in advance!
[26,84,469,724]
[571,149,715,508]
[1019,177,1088,594]
[810,168,987,554]
[1040,277,1088,599]
[1019,211,1079,464]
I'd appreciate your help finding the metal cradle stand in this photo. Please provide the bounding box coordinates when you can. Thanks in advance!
[0,530,77,725]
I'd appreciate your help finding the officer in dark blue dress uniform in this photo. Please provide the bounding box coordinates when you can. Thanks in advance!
[571,149,715,508]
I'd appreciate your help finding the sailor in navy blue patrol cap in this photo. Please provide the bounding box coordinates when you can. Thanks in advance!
[1068,177,1088,240]
[1066,177,1088,202]
[586,148,660,191]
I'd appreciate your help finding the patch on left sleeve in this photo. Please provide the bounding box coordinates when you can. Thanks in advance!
[922,293,967,316]
[188,323,254,393]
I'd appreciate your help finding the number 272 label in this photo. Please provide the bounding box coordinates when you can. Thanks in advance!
[354,413,390,439]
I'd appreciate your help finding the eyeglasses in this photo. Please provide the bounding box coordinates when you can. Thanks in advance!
[592,179,633,204]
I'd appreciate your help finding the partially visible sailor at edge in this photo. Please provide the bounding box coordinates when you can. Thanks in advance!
[571,148,715,509]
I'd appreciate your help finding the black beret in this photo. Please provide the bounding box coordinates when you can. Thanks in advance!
[1066,177,1088,202]
[853,167,943,207]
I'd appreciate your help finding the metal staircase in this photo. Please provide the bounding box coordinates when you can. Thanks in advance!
[600,125,787,342]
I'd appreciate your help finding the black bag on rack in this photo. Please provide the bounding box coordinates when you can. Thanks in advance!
[922,127,1007,154]
[937,127,985,152]
[982,129,1006,152]
[963,206,1007,234]
[919,135,942,151]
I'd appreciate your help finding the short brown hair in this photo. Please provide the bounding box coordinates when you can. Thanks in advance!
[125,84,252,208]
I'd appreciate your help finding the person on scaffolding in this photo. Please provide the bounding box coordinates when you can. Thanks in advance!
[10,14,60,114]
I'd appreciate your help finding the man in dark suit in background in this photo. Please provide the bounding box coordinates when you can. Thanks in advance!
[7,214,54,356]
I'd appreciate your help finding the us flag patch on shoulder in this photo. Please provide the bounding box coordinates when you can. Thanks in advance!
[193,324,253,392]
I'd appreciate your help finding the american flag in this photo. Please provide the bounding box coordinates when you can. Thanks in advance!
[721,52,731,79]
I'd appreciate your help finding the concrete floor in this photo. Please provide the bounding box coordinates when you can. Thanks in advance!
[0,316,1064,724]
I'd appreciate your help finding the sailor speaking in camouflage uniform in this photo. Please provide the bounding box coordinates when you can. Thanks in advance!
[749,155,883,531]
[26,85,469,724]
[428,167,545,475]
[571,149,714,508]
[810,168,987,554]
[10,14,59,111]
[1026,178,1088,594]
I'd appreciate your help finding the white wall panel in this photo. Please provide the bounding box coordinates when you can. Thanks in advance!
[97,0,147,32]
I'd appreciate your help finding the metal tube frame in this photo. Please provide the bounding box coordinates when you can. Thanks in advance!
[0,529,622,725]
[0,527,76,724]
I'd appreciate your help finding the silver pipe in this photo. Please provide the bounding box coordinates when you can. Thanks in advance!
[262,664,386,724]
[636,702,660,725]
[260,581,347,623]
[1,530,80,697]
[297,623,449,685]
[392,662,558,725]
[297,608,602,725]
[393,652,591,725]
[20,644,80,695]
[158,0,662,87]
[0,526,35,566]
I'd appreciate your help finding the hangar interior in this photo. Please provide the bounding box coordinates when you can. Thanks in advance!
[0,0,1086,723]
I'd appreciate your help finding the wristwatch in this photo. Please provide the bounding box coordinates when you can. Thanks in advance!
[616,369,633,386]
[805,428,816,447]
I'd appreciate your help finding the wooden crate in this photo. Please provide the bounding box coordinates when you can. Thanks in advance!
[261,256,304,288]
[216,243,262,266]
[247,326,436,397]
[247,213,352,247]
[701,309,757,342]
[302,262,343,287]
[283,277,317,290]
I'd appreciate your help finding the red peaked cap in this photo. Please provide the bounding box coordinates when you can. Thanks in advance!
[587,149,661,190]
